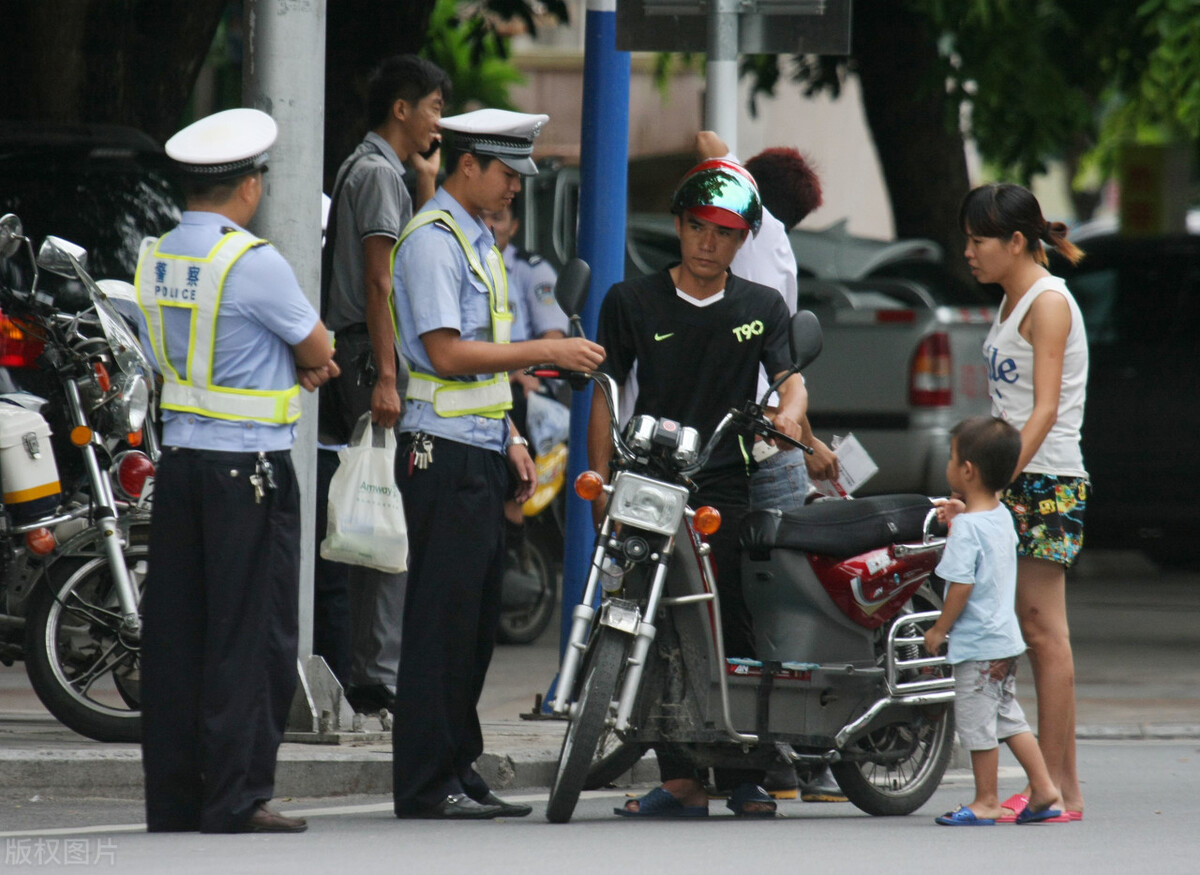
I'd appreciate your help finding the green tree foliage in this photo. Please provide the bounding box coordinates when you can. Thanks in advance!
[735,0,1195,223]
[422,0,528,112]
[1095,0,1200,161]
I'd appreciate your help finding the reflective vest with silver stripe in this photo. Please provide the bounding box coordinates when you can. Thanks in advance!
[135,231,302,424]
[390,210,513,419]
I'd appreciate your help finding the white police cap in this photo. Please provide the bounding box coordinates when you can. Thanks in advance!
[439,108,549,176]
[165,108,277,180]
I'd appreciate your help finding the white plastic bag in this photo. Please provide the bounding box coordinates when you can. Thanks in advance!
[320,414,408,573]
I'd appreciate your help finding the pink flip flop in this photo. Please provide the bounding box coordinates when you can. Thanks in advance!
[1067,810,1083,821]
[996,793,1028,824]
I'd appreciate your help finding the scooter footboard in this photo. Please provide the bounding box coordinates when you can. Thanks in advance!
[709,659,886,743]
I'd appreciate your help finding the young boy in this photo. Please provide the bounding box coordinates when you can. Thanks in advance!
[924,416,1068,826]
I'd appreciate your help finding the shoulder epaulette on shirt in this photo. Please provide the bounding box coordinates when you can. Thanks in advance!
[514,247,542,266]
[221,227,269,248]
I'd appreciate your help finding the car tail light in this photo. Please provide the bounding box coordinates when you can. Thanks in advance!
[0,309,45,368]
[112,451,156,500]
[910,332,952,407]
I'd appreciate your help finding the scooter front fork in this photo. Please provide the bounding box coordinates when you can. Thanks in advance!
[551,519,612,714]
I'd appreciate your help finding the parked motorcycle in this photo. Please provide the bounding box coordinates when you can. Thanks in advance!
[0,214,158,743]
[536,297,955,823]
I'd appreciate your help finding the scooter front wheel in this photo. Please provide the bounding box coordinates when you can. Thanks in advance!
[546,627,627,823]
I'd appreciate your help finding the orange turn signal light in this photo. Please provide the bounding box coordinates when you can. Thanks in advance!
[693,505,722,536]
[93,362,111,393]
[26,527,57,556]
[574,471,605,501]
[126,430,143,447]
[70,425,94,447]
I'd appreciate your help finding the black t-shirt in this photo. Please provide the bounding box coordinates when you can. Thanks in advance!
[597,269,793,476]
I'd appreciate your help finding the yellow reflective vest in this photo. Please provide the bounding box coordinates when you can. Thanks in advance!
[135,231,302,424]
[390,210,513,419]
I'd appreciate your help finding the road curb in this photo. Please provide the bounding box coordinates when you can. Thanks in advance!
[2,724,1194,801]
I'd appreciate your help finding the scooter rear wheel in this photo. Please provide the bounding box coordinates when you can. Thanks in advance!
[546,627,627,823]
[830,582,954,815]
[24,528,149,743]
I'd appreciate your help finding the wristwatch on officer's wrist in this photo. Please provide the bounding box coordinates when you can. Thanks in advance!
[507,435,529,451]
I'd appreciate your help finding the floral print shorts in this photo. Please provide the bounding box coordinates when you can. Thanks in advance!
[1002,473,1088,568]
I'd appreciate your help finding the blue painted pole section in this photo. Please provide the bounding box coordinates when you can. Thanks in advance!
[547,1,630,707]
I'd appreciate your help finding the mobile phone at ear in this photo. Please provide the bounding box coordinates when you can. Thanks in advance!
[419,139,440,160]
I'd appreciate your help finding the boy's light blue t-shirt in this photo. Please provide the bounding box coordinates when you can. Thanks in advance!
[934,504,1025,664]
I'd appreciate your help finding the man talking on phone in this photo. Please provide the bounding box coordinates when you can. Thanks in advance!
[320,54,450,717]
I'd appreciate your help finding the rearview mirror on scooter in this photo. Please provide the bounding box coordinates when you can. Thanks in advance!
[553,258,590,337]
[790,309,823,371]
[36,235,89,278]
[0,213,25,259]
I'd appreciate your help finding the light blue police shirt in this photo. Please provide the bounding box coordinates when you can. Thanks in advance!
[502,242,567,342]
[933,504,1026,664]
[141,211,319,452]
[392,188,509,453]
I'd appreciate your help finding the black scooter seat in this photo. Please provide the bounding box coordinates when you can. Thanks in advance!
[740,494,937,560]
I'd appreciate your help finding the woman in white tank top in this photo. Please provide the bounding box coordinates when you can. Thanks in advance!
[959,183,1088,821]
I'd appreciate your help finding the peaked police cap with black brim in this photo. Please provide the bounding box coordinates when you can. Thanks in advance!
[165,108,277,181]
[439,108,549,177]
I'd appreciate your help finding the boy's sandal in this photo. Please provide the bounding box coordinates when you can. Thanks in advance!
[1015,805,1071,824]
[935,805,996,826]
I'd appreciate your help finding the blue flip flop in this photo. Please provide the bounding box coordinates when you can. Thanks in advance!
[726,783,777,818]
[935,806,996,826]
[1016,806,1069,824]
[614,787,709,818]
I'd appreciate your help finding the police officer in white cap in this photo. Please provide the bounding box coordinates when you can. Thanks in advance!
[389,108,605,819]
[135,108,338,834]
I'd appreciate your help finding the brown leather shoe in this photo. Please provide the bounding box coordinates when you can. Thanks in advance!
[237,803,308,833]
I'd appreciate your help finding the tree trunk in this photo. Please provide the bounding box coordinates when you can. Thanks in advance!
[852,0,972,283]
[322,0,436,189]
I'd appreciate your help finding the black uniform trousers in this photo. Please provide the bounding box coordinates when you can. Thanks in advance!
[141,447,300,833]
[656,467,763,789]
[391,435,508,815]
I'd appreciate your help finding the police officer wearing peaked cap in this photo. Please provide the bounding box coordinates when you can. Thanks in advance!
[389,107,605,819]
[135,108,338,834]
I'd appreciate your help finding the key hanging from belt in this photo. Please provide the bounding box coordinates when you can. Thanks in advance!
[250,452,278,504]
[408,432,434,474]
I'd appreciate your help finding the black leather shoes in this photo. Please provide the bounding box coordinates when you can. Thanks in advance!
[236,804,308,833]
[345,683,395,714]
[476,791,533,818]
[407,794,506,820]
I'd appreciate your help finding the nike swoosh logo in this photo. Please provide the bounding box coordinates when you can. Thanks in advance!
[654,332,674,341]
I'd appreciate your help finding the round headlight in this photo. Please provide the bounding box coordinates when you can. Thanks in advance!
[111,374,150,434]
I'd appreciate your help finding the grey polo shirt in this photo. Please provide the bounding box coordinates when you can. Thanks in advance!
[325,131,412,332]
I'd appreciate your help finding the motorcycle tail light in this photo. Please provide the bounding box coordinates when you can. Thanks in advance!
[25,527,57,556]
[693,505,722,535]
[70,425,94,446]
[93,361,111,393]
[0,310,45,368]
[910,331,952,407]
[113,451,156,500]
[575,471,605,501]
